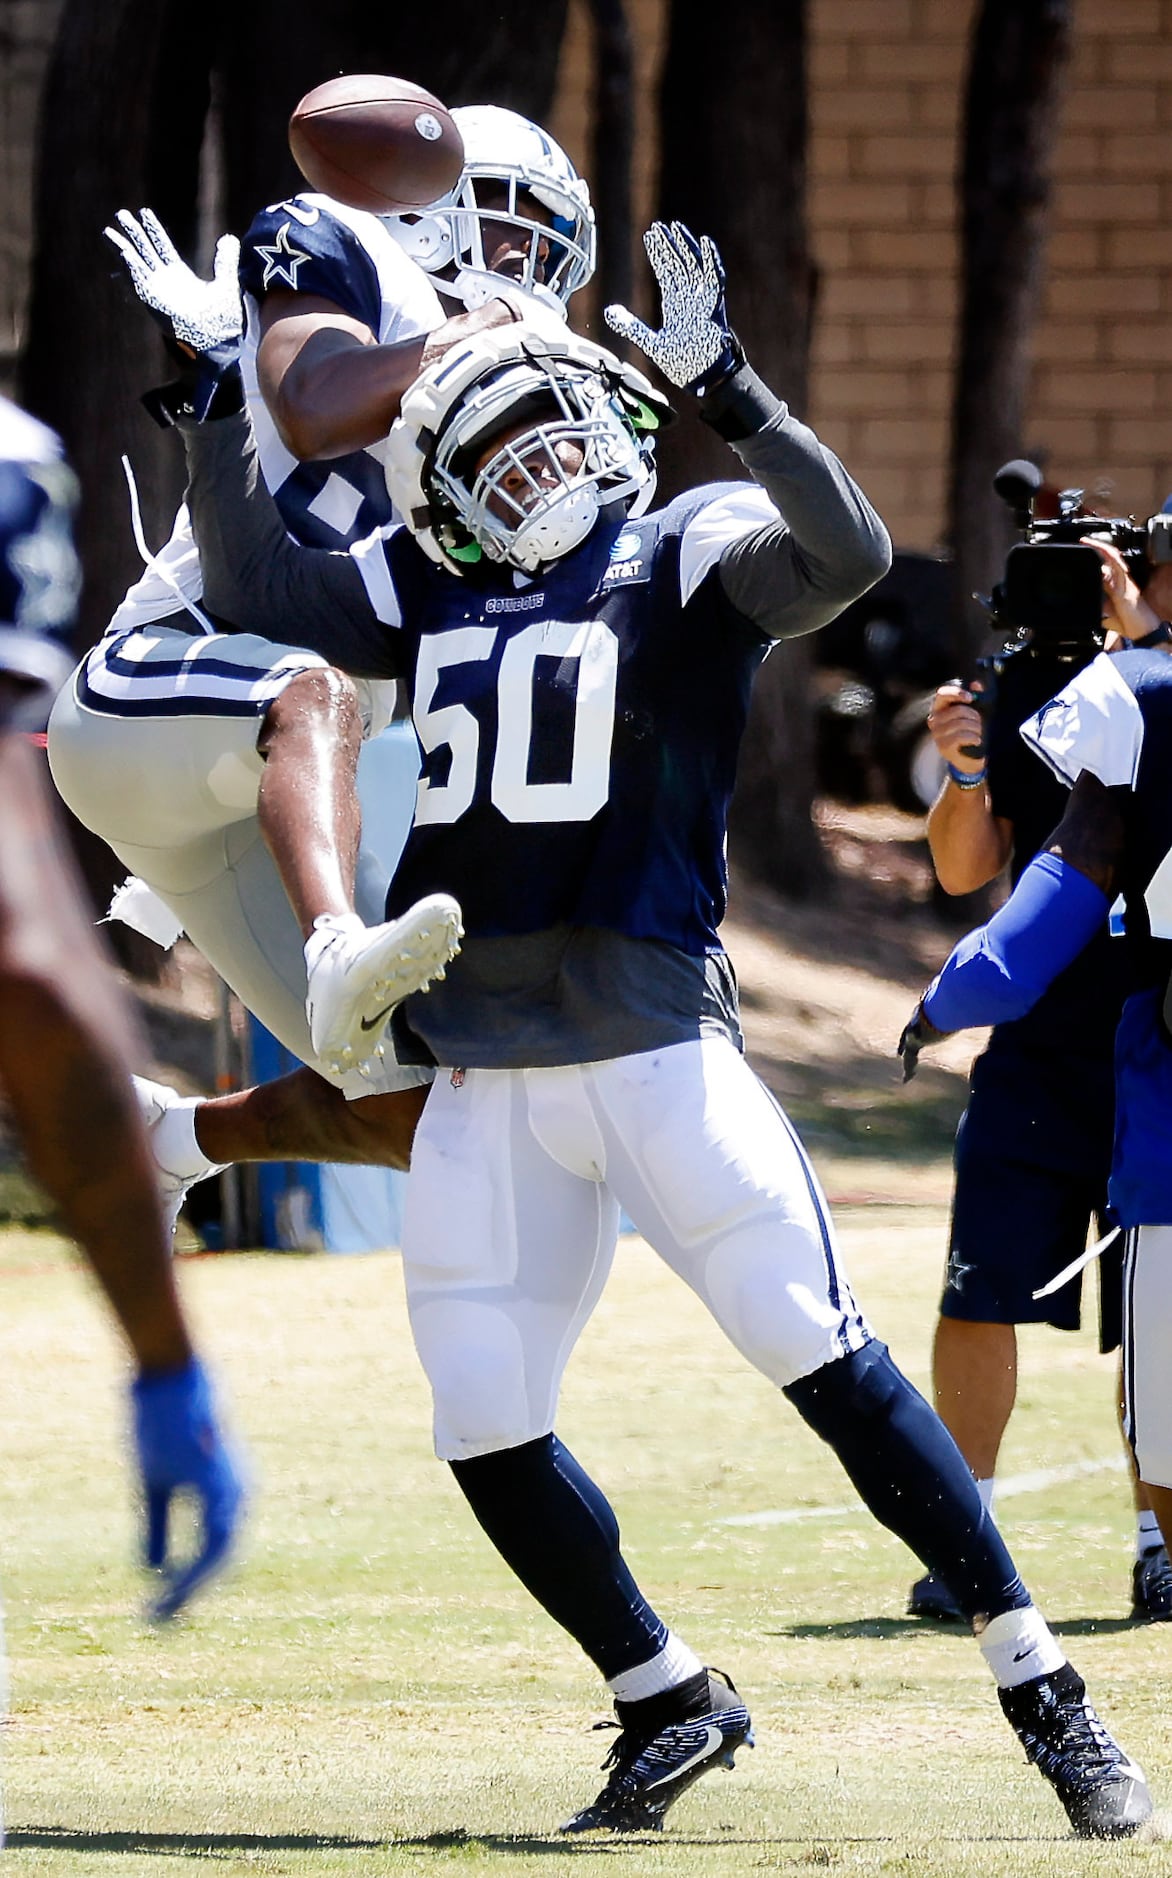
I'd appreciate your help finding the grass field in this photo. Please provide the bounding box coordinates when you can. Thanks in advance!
[0,1174,1169,1877]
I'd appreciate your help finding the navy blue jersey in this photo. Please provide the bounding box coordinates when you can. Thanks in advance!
[985,643,1126,1062]
[0,398,79,726]
[238,193,443,548]
[1025,649,1172,1223]
[374,488,773,952]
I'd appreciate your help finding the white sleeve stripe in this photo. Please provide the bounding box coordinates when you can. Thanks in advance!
[350,529,403,628]
[1020,650,1145,789]
[678,487,781,607]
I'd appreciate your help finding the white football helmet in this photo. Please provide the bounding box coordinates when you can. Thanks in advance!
[386,326,668,577]
[383,105,595,313]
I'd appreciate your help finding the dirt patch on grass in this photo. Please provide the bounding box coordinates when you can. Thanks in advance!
[726,803,983,1202]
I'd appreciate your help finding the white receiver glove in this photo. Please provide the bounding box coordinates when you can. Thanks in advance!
[605,220,741,395]
[105,208,242,356]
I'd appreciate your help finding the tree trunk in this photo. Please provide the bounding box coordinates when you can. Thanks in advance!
[357,6,570,114]
[656,0,823,898]
[588,0,634,323]
[948,0,1073,670]
[19,0,211,962]
[218,2,571,254]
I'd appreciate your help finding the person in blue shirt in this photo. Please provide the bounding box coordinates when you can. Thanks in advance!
[901,602,1172,1604]
[908,557,1172,1624]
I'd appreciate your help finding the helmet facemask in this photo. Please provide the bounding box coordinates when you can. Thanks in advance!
[382,106,596,312]
[428,356,655,574]
[385,327,671,578]
[443,170,594,312]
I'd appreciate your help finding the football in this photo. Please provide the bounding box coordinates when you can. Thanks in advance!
[288,74,464,215]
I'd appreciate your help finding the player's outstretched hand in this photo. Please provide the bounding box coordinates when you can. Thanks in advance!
[130,1358,246,1623]
[897,1000,949,1083]
[605,221,742,394]
[105,209,242,420]
[105,209,242,357]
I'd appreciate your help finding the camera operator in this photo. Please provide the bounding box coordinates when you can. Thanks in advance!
[909,508,1172,1627]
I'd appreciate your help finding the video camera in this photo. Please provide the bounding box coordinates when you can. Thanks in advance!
[988,458,1172,656]
[958,462,1172,757]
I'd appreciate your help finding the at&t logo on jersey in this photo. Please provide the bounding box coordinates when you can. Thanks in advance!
[603,529,648,585]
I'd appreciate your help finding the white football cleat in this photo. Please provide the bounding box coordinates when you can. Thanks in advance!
[304,895,463,1076]
[132,1074,227,1237]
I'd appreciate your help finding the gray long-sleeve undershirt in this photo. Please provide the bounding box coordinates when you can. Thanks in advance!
[183,364,890,661]
[181,367,891,1069]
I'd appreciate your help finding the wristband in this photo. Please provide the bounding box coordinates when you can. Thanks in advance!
[946,762,987,790]
[1133,620,1172,649]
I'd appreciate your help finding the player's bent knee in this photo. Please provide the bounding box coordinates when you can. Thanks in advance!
[702,1232,858,1386]
[784,1338,904,1438]
[258,667,362,753]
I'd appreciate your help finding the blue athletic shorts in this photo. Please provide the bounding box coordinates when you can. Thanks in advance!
[940,1045,1121,1351]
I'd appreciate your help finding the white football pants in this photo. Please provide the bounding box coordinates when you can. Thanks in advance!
[402,1036,873,1460]
[47,626,424,1097]
[1122,1224,1172,1488]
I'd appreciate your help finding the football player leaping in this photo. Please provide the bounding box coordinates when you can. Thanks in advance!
[50,106,592,1173]
[105,221,1153,1838]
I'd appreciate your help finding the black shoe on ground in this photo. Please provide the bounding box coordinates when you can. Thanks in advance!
[907,1571,964,1622]
[559,1667,753,1834]
[1131,1545,1172,1622]
[998,1662,1151,1839]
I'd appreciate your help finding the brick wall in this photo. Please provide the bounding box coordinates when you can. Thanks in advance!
[591,0,1172,551]
[5,2,1172,548]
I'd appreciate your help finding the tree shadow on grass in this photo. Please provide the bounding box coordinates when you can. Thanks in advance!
[776,1614,1141,1640]
[6,1824,1059,1855]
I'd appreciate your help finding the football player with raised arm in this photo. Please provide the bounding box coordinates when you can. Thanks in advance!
[46,112,595,1195]
[0,397,243,1633]
[121,223,1153,1840]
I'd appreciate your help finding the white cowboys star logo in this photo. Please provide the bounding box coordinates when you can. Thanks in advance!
[945,1248,975,1294]
[256,221,312,290]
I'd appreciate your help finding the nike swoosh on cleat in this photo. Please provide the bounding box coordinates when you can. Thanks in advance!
[644,1724,725,1790]
[359,1003,396,1033]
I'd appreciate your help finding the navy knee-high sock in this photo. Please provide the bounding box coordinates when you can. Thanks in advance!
[785,1341,1030,1620]
[450,1434,669,1679]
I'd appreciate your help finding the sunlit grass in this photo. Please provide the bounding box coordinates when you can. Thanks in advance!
[0,1189,1167,1877]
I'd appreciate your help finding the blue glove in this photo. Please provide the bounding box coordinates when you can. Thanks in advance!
[130,1358,245,1622]
[605,221,742,394]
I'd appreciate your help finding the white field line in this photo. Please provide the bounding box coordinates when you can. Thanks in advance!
[719,1455,1127,1527]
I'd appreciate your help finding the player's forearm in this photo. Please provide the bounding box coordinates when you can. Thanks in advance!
[709,366,892,637]
[0,742,191,1372]
[921,850,1109,1033]
[268,329,429,460]
[926,782,1010,894]
[0,986,194,1370]
[180,412,397,677]
[265,300,521,460]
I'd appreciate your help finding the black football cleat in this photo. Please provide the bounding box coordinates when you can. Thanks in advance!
[560,1667,753,1834]
[907,1571,964,1622]
[999,1662,1152,1839]
[1131,1545,1172,1623]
